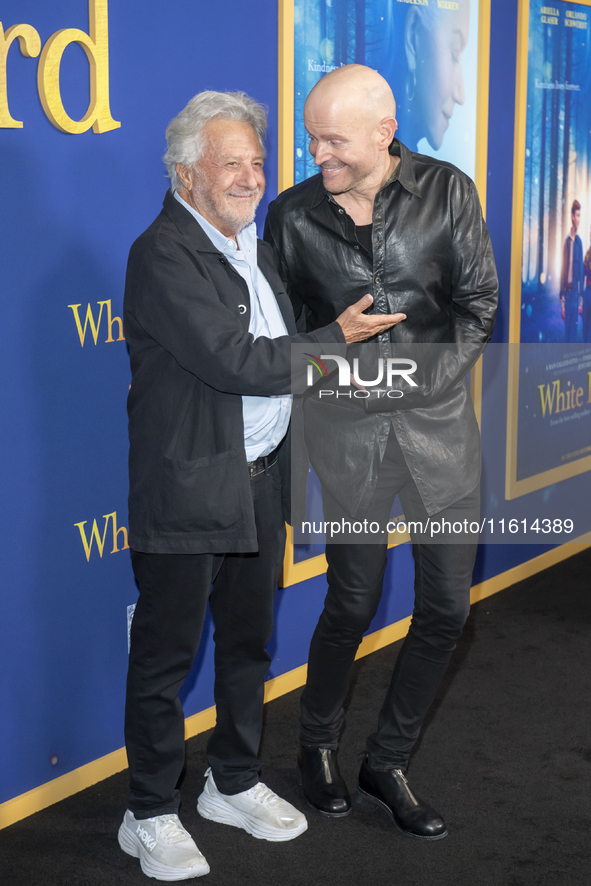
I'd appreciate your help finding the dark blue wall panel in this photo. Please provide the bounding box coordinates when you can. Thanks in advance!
[0,0,279,805]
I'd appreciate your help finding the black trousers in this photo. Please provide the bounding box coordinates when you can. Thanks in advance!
[300,430,479,770]
[125,459,285,818]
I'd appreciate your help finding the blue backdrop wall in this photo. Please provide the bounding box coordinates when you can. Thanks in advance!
[0,0,586,814]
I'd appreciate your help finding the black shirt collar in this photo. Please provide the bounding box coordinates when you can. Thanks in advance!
[389,139,421,197]
[309,138,421,209]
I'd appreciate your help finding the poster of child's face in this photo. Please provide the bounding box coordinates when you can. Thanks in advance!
[294,0,479,184]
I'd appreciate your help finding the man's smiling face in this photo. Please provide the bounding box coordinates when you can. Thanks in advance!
[178,118,265,238]
[304,95,390,196]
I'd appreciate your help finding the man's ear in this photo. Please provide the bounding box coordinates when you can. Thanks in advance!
[378,116,398,148]
[176,163,193,191]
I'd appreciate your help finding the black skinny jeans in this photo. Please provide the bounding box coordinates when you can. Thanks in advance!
[300,430,479,770]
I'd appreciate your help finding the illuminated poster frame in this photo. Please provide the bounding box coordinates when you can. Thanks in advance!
[277,0,492,586]
[506,0,591,500]
[278,0,491,199]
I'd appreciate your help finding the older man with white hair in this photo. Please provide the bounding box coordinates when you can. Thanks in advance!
[118,90,405,880]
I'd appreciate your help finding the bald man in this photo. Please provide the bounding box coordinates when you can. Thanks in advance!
[264,65,497,839]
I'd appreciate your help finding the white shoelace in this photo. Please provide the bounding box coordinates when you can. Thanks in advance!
[243,782,282,807]
[155,814,191,844]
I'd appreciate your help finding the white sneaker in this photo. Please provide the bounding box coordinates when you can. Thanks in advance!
[118,810,210,880]
[197,768,308,842]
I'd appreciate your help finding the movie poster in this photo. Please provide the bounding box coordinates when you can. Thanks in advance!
[508,0,591,498]
[283,0,483,579]
[293,0,480,183]
[519,0,591,345]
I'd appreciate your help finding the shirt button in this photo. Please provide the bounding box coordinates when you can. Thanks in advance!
[338,208,344,214]
[354,245,360,250]
[375,276,382,284]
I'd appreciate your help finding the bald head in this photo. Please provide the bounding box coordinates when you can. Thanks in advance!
[303,65,398,199]
[305,65,396,125]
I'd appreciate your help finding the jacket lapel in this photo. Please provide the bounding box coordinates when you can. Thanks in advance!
[163,190,297,334]
[256,241,297,335]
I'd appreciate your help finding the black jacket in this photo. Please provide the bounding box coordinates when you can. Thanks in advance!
[124,191,344,553]
[264,140,498,517]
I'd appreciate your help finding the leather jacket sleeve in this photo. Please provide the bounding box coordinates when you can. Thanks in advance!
[263,216,309,332]
[362,177,497,413]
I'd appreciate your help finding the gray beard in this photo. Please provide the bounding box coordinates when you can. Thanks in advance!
[193,183,261,236]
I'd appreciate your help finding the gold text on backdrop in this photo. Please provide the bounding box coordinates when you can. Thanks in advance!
[0,0,119,133]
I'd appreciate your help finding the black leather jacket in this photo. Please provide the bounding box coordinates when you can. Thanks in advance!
[264,140,498,517]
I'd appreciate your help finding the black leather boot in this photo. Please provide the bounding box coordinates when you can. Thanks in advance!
[298,746,352,817]
[356,758,447,839]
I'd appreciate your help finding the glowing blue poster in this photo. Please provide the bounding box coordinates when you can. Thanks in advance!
[293,0,480,183]
[507,0,591,498]
[518,0,591,346]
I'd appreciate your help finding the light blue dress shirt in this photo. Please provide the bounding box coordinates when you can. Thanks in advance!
[174,191,291,460]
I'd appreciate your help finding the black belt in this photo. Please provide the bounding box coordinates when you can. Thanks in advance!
[247,443,280,478]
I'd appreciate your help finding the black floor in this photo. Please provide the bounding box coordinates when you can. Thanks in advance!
[2,548,590,886]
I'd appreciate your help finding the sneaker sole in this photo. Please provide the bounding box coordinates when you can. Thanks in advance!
[355,787,448,841]
[197,792,308,842]
[118,819,210,880]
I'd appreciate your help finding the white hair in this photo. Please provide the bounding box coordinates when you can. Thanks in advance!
[163,91,268,191]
